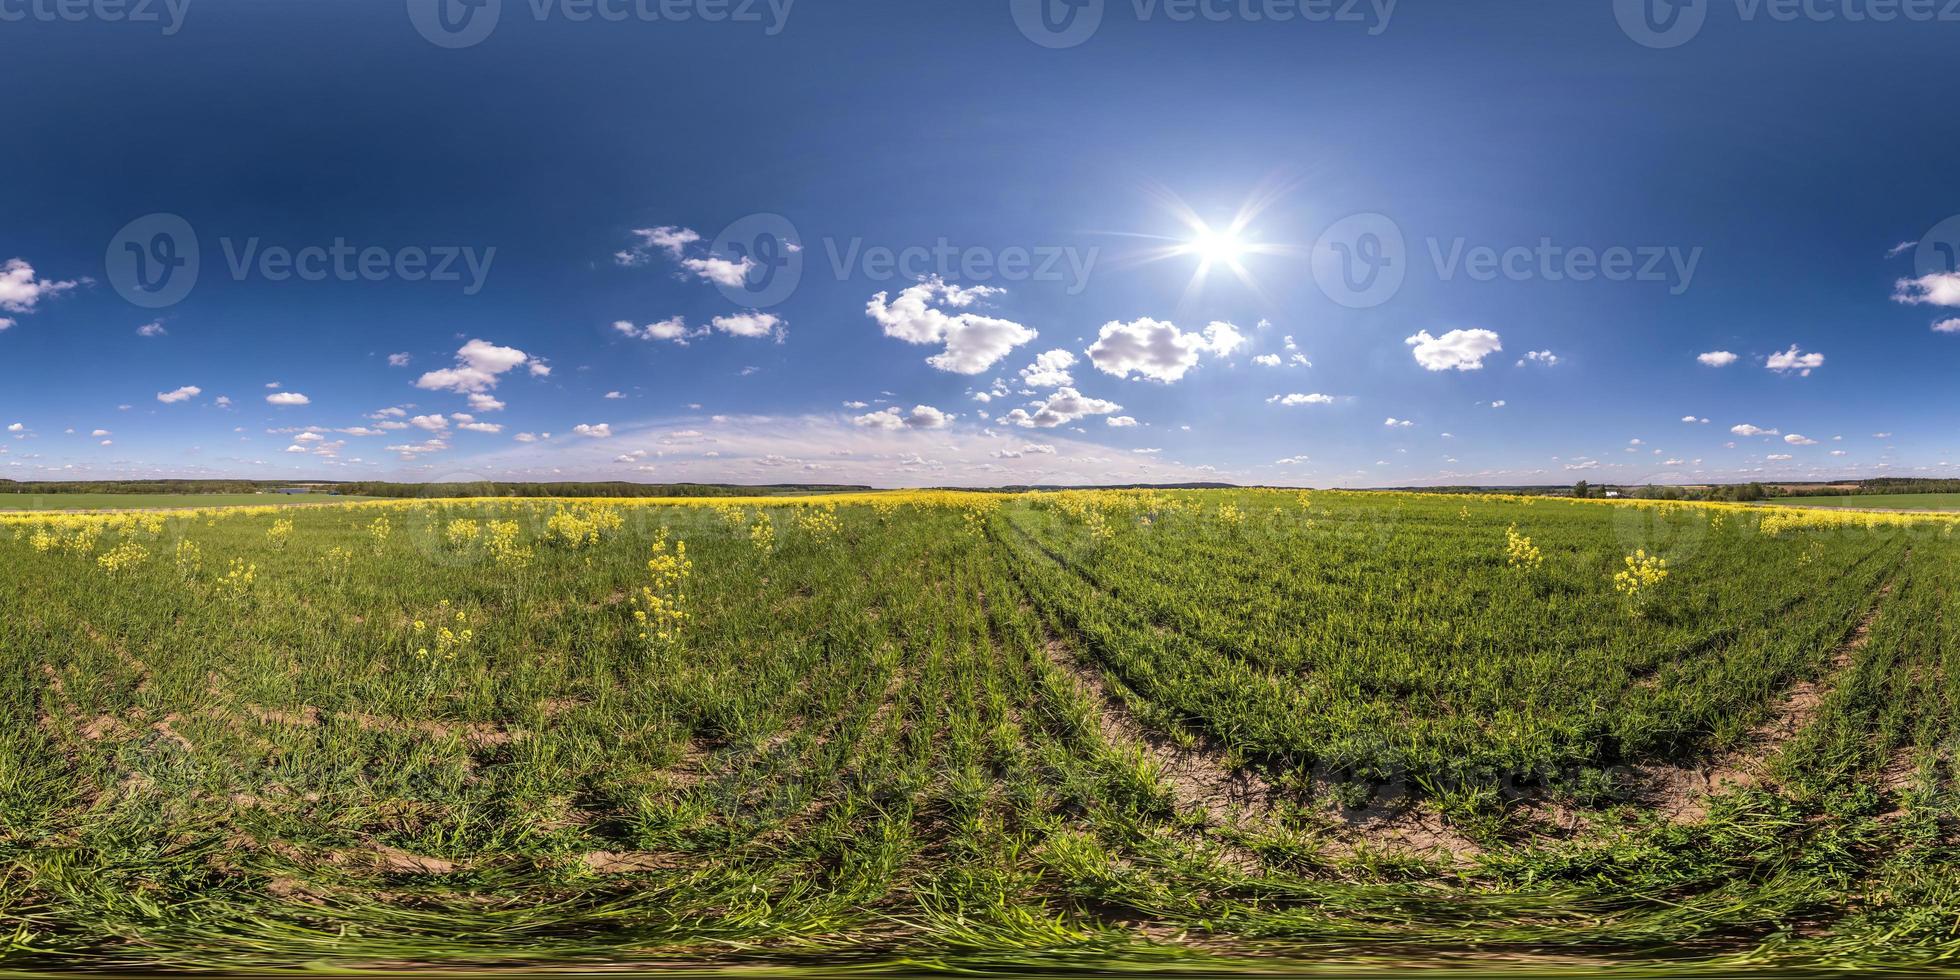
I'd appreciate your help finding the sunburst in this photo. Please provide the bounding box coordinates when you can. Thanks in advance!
[1095,180,1300,308]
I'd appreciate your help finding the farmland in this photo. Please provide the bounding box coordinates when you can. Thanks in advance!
[0,493,374,513]
[4,490,1958,972]
[1778,493,1960,512]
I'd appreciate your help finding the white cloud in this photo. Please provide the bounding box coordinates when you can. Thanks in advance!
[266,392,311,407]
[1764,345,1824,376]
[1019,349,1077,388]
[156,386,202,404]
[1933,318,1960,334]
[214,396,233,408]
[615,316,700,344]
[1268,393,1334,406]
[573,423,613,438]
[1490,400,1507,409]
[1767,453,1794,461]
[0,318,13,331]
[416,339,540,395]
[136,321,166,338]
[1001,387,1122,428]
[1731,423,1779,437]
[467,393,506,413]
[1384,417,1415,428]
[1886,241,1916,259]
[853,405,954,431]
[1682,415,1709,424]
[1784,434,1819,446]
[1253,354,1282,367]
[867,278,1036,374]
[1086,318,1244,383]
[387,352,412,367]
[604,391,626,400]
[410,414,448,432]
[1697,351,1739,367]
[1520,349,1560,367]
[0,258,78,314]
[458,421,504,434]
[1406,328,1502,372]
[710,311,784,340]
[617,226,700,266]
[1105,415,1138,427]
[1894,271,1960,307]
[683,255,754,288]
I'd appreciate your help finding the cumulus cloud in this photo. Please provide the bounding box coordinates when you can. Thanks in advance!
[616,226,701,266]
[1764,345,1824,376]
[136,321,166,338]
[266,392,311,407]
[156,386,201,404]
[387,352,411,367]
[1086,318,1245,383]
[1697,351,1739,367]
[1253,354,1282,367]
[1784,434,1818,446]
[614,316,700,344]
[1406,328,1502,371]
[711,311,784,340]
[1682,415,1709,424]
[1894,271,1960,307]
[683,255,755,288]
[1731,423,1779,437]
[1384,417,1415,428]
[867,278,1037,375]
[1019,349,1077,388]
[416,339,540,395]
[1105,415,1138,427]
[1000,387,1122,428]
[1520,350,1560,367]
[573,423,613,438]
[853,405,954,431]
[0,258,78,314]
[1933,318,1960,334]
[1267,393,1334,406]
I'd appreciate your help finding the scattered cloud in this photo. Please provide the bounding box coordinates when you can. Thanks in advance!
[266,392,311,407]
[1105,415,1138,427]
[1001,387,1122,428]
[1406,328,1502,371]
[1019,349,1077,388]
[1731,423,1779,437]
[853,405,954,431]
[387,352,412,367]
[711,311,784,340]
[1764,345,1824,376]
[572,423,613,438]
[0,258,78,314]
[614,316,700,344]
[416,339,541,395]
[136,321,167,338]
[1894,271,1960,307]
[1697,350,1739,367]
[1267,393,1334,406]
[156,386,202,404]
[1934,318,1960,334]
[1519,349,1559,367]
[1086,318,1245,383]
[1784,434,1818,446]
[867,277,1036,374]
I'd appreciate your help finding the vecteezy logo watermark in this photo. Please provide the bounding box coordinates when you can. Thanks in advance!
[105,214,495,308]
[1614,0,1708,48]
[1616,0,1960,48]
[710,212,803,308]
[1913,213,1960,279]
[1012,0,1395,48]
[107,214,200,309]
[821,238,1100,295]
[1309,212,1703,307]
[1311,213,1405,309]
[1011,0,1106,48]
[0,0,190,34]
[407,0,795,48]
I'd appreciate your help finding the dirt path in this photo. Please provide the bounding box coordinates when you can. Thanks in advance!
[1639,584,1891,824]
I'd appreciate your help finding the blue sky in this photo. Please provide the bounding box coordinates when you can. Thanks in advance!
[1,0,1957,488]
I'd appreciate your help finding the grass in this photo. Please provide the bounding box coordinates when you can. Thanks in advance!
[0,492,374,512]
[3,490,1958,973]
[1776,492,1960,512]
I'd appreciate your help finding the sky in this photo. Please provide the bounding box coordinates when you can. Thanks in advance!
[1,0,1957,489]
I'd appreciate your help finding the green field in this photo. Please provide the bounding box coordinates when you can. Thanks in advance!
[0,493,372,512]
[4,491,1958,972]
[1779,493,1960,512]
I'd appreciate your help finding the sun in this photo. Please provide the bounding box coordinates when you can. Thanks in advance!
[1184,225,1249,266]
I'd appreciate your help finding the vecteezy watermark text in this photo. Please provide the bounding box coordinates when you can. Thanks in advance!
[408,0,794,48]
[1011,0,1394,49]
[1616,0,1960,48]
[822,238,1099,294]
[106,213,495,309]
[0,0,189,34]
[1310,213,1703,308]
